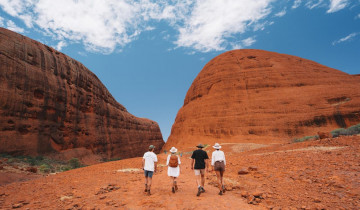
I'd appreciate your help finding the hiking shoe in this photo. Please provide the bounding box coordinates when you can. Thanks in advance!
[147,190,151,196]
[196,188,201,197]
[219,190,223,195]
[222,185,226,193]
[172,187,175,193]
[175,185,178,191]
[200,187,205,193]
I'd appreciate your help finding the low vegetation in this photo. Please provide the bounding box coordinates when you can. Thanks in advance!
[292,123,360,143]
[331,123,360,137]
[292,135,319,143]
[0,154,85,174]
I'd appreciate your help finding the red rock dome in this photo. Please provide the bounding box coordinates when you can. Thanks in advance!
[165,49,360,150]
[0,28,164,162]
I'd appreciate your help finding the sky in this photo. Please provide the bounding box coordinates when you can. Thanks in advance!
[0,0,359,141]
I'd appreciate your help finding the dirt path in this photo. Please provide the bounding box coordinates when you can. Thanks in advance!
[118,155,262,209]
[0,153,261,209]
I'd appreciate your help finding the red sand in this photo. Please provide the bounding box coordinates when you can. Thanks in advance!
[1,135,359,209]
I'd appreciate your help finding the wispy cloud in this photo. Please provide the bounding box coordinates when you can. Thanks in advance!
[292,0,302,9]
[275,9,287,17]
[356,13,360,19]
[327,0,349,13]
[55,40,67,51]
[5,20,24,33]
[242,37,256,47]
[305,0,325,10]
[332,32,359,45]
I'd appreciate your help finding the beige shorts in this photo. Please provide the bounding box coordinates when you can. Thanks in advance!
[194,169,205,176]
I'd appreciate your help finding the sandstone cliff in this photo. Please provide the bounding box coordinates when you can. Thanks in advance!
[0,28,164,161]
[165,49,360,150]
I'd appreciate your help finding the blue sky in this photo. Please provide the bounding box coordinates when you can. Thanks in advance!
[1,0,359,141]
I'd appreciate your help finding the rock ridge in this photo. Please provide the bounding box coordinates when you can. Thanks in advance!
[0,27,164,162]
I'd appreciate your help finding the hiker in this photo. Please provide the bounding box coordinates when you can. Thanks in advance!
[191,143,209,196]
[211,143,226,195]
[142,145,158,195]
[166,147,181,193]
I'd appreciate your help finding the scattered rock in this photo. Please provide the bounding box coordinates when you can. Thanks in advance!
[252,191,263,198]
[248,166,258,171]
[26,167,37,173]
[314,198,321,203]
[60,195,73,201]
[96,184,120,195]
[12,203,23,208]
[318,131,331,139]
[241,191,249,198]
[238,169,249,175]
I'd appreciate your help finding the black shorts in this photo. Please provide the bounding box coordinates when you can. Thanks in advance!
[214,161,225,171]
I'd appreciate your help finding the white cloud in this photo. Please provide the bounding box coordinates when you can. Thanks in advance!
[0,16,4,26]
[332,32,359,45]
[2,0,355,54]
[305,0,325,9]
[0,0,163,53]
[55,40,67,51]
[242,37,256,47]
[175,0,274,52]
[292,0,302,9]
[327,0,349,13]
[6,20,24,33]
[275,9,286,17]
[357,14,360,19]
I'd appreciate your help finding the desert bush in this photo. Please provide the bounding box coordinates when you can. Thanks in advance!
[331,123,360,137]
[39,164,51,173]
[69,158,81,169]
[293,135,319,143]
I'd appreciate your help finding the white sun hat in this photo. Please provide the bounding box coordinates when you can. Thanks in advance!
[170,147,178,153]
[213,143,221,149]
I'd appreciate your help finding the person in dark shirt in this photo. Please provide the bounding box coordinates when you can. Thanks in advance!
[191,143,209,196]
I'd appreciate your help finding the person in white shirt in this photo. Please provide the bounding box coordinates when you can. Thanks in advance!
[166,147,181,193]
[211,143,226,195]
[142,145,158,195]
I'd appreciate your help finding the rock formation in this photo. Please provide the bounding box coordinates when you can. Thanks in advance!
[0,28,164,161]
[165,49,360,150]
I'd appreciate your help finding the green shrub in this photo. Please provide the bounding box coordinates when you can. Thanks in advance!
[69,158,81,169]
[331,128,346,138]
[293,135,319,143]
[39,164,51,173]
[27,157,37,166]
[331,123,360,137]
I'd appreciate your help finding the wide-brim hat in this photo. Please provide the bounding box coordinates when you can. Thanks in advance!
[196,144,204,148]
[170,147,177,153]
[213,143,221,149]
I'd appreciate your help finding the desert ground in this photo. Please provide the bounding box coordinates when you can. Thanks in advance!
[1,135,359,209]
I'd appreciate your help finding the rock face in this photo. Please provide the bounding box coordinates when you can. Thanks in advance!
[165,49,360,150]
[0,28,164,161]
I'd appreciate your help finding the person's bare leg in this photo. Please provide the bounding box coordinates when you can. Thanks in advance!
[174,177,178,190]
[144,176,148,192]
[220,170,225,192]
[196,174,201,187]
[147,177,152,195]
[201,173,205,189]
[215,171,222,191]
